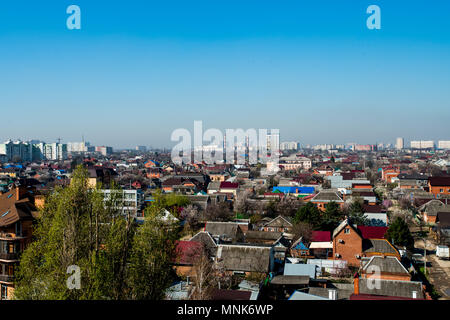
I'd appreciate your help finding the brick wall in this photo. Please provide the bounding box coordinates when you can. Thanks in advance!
[333,226,362,267]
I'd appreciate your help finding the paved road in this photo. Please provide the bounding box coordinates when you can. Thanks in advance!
[415,239,450,299]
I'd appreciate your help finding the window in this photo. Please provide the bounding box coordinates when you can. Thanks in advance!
[344,228,350,234]
[440,189,444,193]
[1,285,7,300]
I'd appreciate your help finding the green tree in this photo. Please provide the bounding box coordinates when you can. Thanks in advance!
[321,201,343,230]
[127,213,178,299]
[14,165,175,300]
[346,198,369,226]
[385,217,414,250]
[293,202,322,229]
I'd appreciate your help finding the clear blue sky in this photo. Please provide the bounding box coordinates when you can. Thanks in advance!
[1,0,449,148]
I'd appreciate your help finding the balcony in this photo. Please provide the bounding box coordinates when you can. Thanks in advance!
[0,232,27,240]
[0,274,14,283]
[0,253,19,261]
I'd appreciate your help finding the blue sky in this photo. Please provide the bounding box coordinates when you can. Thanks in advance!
[1,0,449,148]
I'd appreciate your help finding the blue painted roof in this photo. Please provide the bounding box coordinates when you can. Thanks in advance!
[272,186,315,194]
[293,241,309,250]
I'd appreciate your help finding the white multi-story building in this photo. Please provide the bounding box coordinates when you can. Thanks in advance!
[410,140,435,149]
[67,141,91,153]
[280,141,300,151]
[438,140,450,149]
[279,155,312,170]
[396,137,404,150]
[266,130,280,153]
[101,189,144,217]
[96,146,113,156]
[313,144,334,151]
[0,140,32,162]
[43,143,68,160]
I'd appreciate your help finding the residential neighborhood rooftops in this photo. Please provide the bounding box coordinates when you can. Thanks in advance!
[429,176,450,186]
[361,256,409,275]
[310,191,344,203]
[357,226,388,239]
[362,239,399,256]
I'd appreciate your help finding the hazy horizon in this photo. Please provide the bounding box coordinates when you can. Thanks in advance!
[1,1,449,149]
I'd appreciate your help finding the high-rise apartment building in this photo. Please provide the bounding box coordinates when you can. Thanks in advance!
[0,140,32,162]
[438,140,450,149]
[410,140,435,149]
[396,137,404,150]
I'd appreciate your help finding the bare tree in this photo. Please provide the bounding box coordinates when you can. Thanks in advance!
[180,204,199,231]
[202,202,234,222]
[189,248,215,300]
[291,222,313,243]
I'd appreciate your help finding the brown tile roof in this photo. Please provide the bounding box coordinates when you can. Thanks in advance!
[0,188,36,227]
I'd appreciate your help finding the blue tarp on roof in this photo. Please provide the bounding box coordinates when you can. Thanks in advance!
[272,186,315,194]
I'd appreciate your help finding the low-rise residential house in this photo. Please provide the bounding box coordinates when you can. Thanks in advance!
[428,176,450,197]
[207,181,221,194]
[189,231,217,258]
[333,220,397,267]
[215,244,274,276]
[308,231,333,259]
[204,221,245,244]
[209,172,230,182]
[418,199,450,224]
[352,275,426,300]
[218,181,239,196]
[397,173,429,190]
[436,211,450,245]
[381,167,400,184]
[260,215,293,233]
[244,231,283,245]
[290,237,310,258]
[310,191,345,211]
[360,256,411,281]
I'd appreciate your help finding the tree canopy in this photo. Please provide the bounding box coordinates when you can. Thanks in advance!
[14,165,177,300]
[385,217,414,250]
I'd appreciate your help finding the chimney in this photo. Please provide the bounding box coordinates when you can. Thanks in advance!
[353,273,360,295]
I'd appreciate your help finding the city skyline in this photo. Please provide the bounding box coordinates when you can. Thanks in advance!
[1,1,450,148]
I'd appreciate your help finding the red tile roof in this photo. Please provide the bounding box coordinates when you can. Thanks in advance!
[311,231,331,242]
[429,176,450,187]
[219,181,239,189]
[357,226,388,239]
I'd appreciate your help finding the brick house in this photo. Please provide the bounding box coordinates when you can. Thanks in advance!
[332,220,363,266]
[332,220,399,267]
[418,199,450,224]
[261,215,293,233]
[310,191,344,212]
[428,176,450,197]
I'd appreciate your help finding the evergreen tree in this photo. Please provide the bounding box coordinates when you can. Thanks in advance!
[386,217,414,249]
[346,198,369,226]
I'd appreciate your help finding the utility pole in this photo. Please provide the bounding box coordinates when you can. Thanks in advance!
[424,238,427,276]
